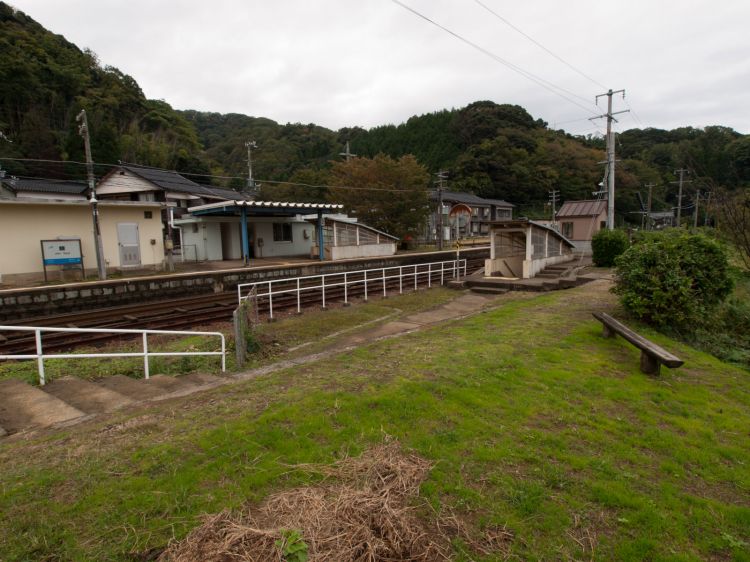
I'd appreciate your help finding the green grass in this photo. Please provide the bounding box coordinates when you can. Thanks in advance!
[0,287,458,386]
[0,282,749,561]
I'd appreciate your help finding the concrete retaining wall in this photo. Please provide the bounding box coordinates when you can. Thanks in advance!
[0,248,488,322]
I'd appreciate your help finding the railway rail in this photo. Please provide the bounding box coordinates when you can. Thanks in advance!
[0,256,484,356]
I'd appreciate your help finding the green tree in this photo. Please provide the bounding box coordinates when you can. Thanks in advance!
[328,154,429,239]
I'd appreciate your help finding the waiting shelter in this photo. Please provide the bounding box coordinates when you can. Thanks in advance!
[181,200,344,263]
[486,219,574,279]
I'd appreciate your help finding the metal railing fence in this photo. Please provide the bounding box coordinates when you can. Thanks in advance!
[0,326,226,386]
[237,258,467,319]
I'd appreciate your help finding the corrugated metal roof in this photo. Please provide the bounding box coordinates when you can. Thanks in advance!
[120,165,255,201]
[429,190,514,208]
[190,200,343,212]
[556,199,607,218]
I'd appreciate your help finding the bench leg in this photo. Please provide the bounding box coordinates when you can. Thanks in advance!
[640,352,660,376]
[602,324,615,338]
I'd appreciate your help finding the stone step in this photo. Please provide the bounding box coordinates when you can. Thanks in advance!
[179,373,226,388]
[536,272,560,278]
[470,286,509,295]
[144,374,202,394]
[98,374,166,401]
[43,377,134,414]
[0,379,85,434]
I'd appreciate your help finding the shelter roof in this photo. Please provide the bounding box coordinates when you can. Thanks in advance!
[557,199,607,218]
[487,218,575,248]
[188,199,343,217]
[429,190,514,208]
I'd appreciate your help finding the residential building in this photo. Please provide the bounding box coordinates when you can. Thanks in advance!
[555,199,608,253]
[427,191,514,242]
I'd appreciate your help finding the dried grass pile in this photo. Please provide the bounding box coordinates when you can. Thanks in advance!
[158,441,453,561]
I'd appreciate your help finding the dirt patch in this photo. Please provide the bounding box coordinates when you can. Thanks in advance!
[158,440,511,561]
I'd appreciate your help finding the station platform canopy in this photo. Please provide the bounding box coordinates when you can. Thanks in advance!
[188,200,344,217]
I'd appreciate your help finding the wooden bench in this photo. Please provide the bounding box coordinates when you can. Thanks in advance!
[592,312,684,375]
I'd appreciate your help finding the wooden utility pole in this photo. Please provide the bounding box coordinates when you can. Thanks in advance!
[590,89,629,230]
[76,110,107,280]
[548,189,559,224]
[245,140,258,194]
[339,141,356,161]
[672,169,691,227]
[435,171,448,250]
[645,183,655,230]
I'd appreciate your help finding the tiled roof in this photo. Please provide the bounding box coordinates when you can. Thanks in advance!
[429,190,514,207]
[556,199,607,218]
[121,165,253,200]
[1,178,89,195]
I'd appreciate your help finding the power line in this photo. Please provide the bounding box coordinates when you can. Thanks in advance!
[390,0,599,116]
[472,0,607,91]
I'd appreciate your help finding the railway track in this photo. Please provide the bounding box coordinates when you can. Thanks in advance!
[0,258,483,355]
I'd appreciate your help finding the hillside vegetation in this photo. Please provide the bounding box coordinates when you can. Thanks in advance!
[1,2,748,222]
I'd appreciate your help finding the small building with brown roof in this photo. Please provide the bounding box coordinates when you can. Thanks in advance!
[555,199,607,253]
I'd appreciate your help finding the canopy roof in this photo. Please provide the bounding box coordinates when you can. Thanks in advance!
[188,200,344,217]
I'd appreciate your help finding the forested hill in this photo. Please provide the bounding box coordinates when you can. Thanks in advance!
[0,3,210,182]
[1,1,748,221]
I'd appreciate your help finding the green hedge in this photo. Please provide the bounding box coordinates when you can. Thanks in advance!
[613,230,734,328]
[591,229,629,267]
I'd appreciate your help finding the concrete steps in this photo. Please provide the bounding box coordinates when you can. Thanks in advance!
[0,379,86,433]
[0,372,226,437]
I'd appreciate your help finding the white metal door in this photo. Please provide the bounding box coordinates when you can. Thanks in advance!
[117,223,141,266]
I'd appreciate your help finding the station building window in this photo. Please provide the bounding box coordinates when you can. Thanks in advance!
[273,223,293,242]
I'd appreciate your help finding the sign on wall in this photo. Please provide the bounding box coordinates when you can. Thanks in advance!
[40,239,84,282]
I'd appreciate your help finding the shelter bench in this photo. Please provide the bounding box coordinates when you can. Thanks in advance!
[592,312,684,375]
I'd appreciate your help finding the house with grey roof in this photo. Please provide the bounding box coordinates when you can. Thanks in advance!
[427,190,514,242]
[0,177,89,201]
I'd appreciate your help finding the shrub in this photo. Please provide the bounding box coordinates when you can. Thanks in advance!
[591,229,629,267]
[613,230,734,328]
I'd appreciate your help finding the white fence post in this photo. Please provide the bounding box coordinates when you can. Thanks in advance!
[399,266,403,294]
[428,263,432,288]
[382,269,386,297]
[344,272,349,304]
[142,332,150,379]
[268,281,274,320]
[322,275,326,308]
[35,329,45,386]
[297,278,301,313]
[364,270,368,301]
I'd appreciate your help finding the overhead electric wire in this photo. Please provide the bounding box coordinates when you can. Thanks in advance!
[472,0,607,91]
[390,0,599,116]
[0,158,437,194]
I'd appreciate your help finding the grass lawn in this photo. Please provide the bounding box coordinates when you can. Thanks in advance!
[0,280,748,561]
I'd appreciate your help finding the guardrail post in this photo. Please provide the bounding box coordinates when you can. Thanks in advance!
[322,276,326,309]
[344,272,348,304]
[382,269,386,297]
[142,332,150,379]
[441,261,444,285]
[399,266,403,294]
[414,265,418,290]
[268,281,274,320]
[364,270,368,301]
[428,263,432,288]
[220,334,226,372]
[297,278,301,313]
[35,329,45,386]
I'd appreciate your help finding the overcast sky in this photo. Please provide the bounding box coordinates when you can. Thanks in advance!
[11,0,750,136]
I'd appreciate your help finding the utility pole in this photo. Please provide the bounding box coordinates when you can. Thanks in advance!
[548,189,559,224]
[645,183,655,230]
[704,191,711,226]
[693,189,700,229]
[245,140,258,195]
[672,169,691,227]
[590,89,629,230]
[339,141,356,162]
[435,170,448,250]
[76,110,107,281]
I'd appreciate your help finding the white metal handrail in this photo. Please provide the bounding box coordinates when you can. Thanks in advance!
[0,325,226,386]
[237,258,468,319]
